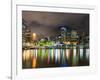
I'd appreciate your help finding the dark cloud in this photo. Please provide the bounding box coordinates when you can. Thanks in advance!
[30,21,41,27]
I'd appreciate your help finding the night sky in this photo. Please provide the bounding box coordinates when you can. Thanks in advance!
[22,11,89,38]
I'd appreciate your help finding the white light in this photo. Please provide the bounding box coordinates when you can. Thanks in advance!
[80,49,83,60]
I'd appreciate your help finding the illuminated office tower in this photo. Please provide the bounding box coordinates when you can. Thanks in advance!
[60,26,67,42]
[32,33,38,47]
[22,25,26,42]
[22,25,26,47]
[80,32,86,45]
[71,30,79,46]
[25,29,32,47]
[59,26,72,48]
[66,27,71,42]
[22,24,32,48]
[85,35,89,48]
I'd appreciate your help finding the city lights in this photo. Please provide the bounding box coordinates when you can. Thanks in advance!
[32,33,36,41]
[22,11,89,69]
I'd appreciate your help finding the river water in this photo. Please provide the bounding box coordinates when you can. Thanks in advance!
[22,48,89,69]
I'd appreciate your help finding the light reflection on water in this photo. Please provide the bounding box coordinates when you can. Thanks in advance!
[66,49,70,60]
[32,57,37,68]
[86,49,89,61]
[80,49,83,60]
[22,48,89,69]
